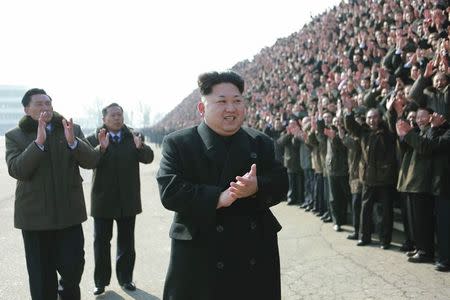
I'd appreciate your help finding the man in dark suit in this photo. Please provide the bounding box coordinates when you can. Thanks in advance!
[5,88,98,300]
[86,103,154,295]
[157,71,288,300]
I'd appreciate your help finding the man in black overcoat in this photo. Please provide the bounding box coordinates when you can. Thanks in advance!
[86,103,154,295]
[157,71,288,300]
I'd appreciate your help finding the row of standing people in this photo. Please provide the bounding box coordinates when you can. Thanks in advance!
[5,89,154,299]
[266,74,450,272]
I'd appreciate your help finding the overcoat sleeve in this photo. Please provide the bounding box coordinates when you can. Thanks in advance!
[255,137,288,209]
[157,135,220,222]
[5,132,46,181]
[403,126,450,154]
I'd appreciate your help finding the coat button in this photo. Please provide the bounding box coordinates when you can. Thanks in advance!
[250,221,257,230]
[216,261,224,270]
[249,258,256,266]
[216,225,224,233]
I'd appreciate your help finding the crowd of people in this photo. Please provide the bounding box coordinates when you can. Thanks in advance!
[151,0,450,273]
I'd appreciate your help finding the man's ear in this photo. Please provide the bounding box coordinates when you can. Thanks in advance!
[24,106,30,116]
[197,101,205,117]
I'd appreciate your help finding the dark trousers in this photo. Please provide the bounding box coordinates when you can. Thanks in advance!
[435,197,450,265]
[360,185,394,245]
[313,173,325,213]
[22,224,84,300]
[351,192,362,234]
[401,192,415,247]
[303,168,315,206]
[287,172,303,204]
[94,216,136,287]
[322,176,332,217]
[329,175,351,226]
[409,193,434,256]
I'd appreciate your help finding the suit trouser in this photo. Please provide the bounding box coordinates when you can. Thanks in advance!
[22,224,84,300]
[303,168,315,206]
[287,172,303,204]
[409,193,434,256]
[351,192,362,234]
[435,197,450,265]
[360,185,394,244]
[329,175,351,226]
[401,192,415,246]
[94,216,136,287]
[313,173,325,213]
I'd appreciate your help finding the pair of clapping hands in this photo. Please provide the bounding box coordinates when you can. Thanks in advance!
[97,128,143,151]
[217,164,258,209]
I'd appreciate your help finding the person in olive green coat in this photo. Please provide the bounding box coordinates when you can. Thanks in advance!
[5,88,98,300]
[86,103,154,295]
[344,107,397,248]
[397,108,435,262]
[397,113,450,272]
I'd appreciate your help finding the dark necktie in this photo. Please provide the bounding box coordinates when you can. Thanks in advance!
[113,135,119,143]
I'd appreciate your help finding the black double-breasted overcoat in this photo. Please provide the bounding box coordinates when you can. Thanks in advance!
[157,122,288,300]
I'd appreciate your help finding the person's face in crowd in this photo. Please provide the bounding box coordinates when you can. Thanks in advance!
[395,89,407,105]
[366,109,381,130]
[410,65,420,80]
[332,117,341,127]
[287,119,299,133]
[405,11,414,23]
[274,119,283,131]
[198,82,246,137]
[395,12,403,24]
[25,94,54,122]
[355,114,365,125]
[103,105,124,133]
[323,112,333,126]
[433,73,448,90]
[438,59,448,73]
[360,79,370,91]
[407,110,417,125]
[416,109,431,130]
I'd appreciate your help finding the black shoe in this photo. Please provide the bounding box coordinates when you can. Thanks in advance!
[122,282,136,291]
[435,262,450,272]
[333,225,342,232]
[93,286,105,295]
[316,213,324,217]
[347,233,358,240]
[380,243,391,250]
[322,217,332,223]
[320,213,329,220]
[408,252,434,263]
[305,206,312,212]
[357,240,371,246]
[300,203,308,209]
[287,201,298,206]
[406,250,417,257]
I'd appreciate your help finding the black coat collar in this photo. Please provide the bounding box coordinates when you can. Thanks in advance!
[18,112,65,133]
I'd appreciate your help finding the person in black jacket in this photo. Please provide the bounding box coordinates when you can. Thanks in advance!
[157,71,288,300]
[86,103,154,295]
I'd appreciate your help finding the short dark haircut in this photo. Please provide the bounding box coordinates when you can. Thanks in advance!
[102,103,123,117]
[197,71,244,96]
[21,88,51,107]
[417,107,434,114]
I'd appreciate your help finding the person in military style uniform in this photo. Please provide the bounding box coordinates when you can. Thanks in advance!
[157,71,288,300]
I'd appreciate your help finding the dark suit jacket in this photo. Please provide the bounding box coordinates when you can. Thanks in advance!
[157,122,288,300]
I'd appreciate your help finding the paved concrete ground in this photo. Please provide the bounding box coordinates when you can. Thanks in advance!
[0,138,449,299]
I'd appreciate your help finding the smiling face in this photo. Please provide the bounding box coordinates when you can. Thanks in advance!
[103,105,124,133]
[197,82,246,136]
